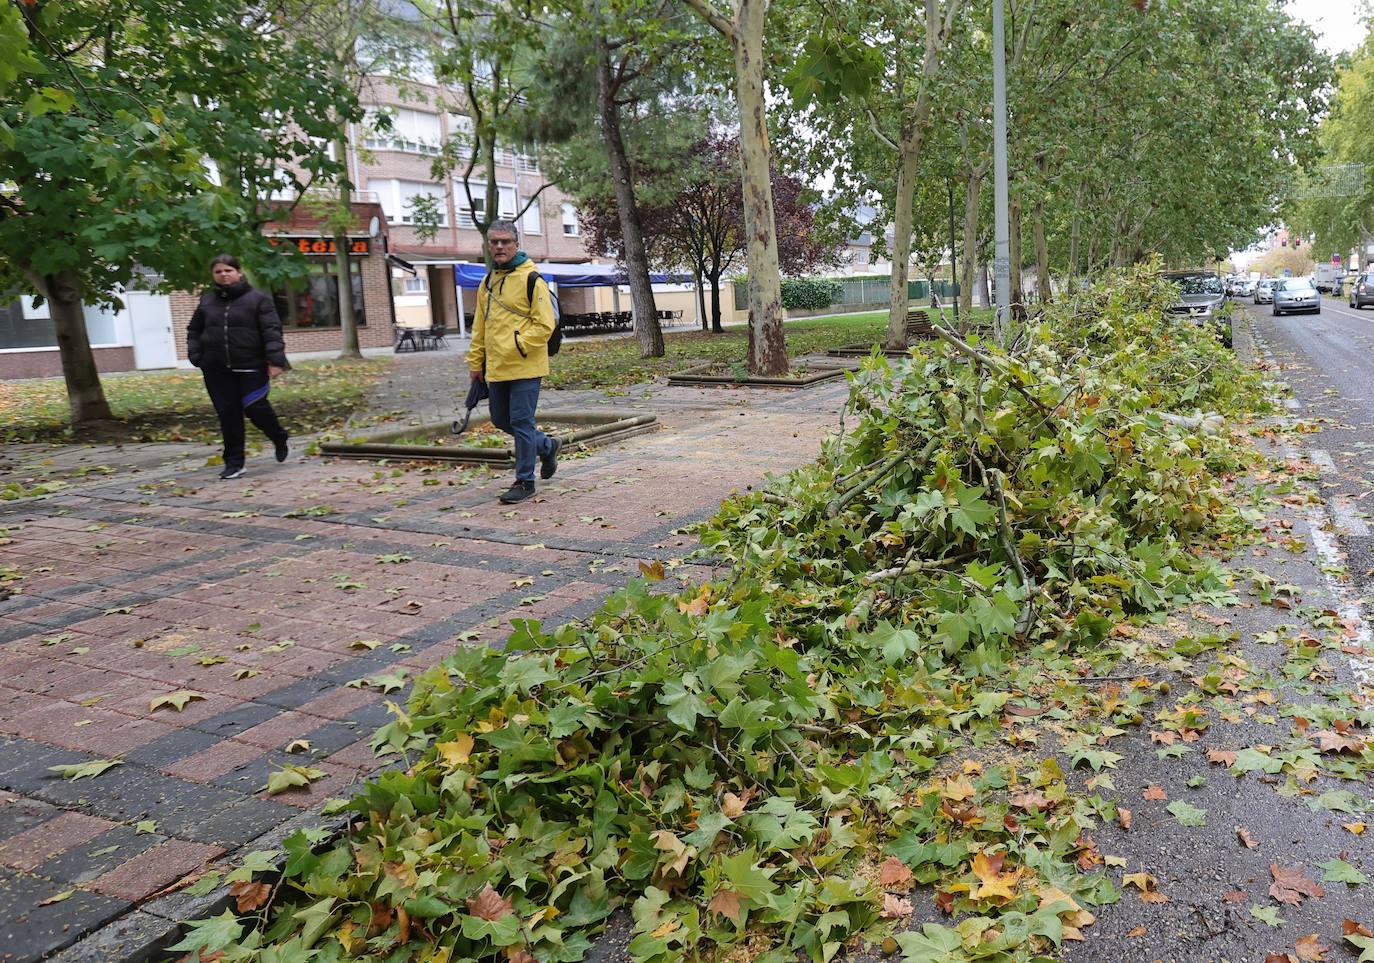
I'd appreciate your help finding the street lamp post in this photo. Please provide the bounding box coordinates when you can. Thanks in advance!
[991,0,1011,341]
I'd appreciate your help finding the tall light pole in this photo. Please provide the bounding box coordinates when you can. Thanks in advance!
[991,0,1011,341]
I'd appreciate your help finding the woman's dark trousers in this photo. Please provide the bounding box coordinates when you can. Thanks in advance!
[201,366,286,471]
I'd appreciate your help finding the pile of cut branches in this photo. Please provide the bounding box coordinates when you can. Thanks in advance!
[175,266,1270,963]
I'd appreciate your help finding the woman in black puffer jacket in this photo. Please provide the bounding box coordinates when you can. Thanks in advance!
[187,254,291,480]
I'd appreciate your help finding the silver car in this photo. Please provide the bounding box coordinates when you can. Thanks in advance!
[1272,278,1320,316]
[1253,279,1277,304]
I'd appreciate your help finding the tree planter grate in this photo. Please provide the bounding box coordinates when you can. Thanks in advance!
[665,363,847,389]
[319,410,658,465]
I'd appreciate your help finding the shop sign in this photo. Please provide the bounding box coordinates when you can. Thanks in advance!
[271,236,370,257]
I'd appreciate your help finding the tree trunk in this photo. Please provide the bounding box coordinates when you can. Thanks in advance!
[885,137,919,350]
[595,32,662,358]
[732,0,787,375]
[976,262,991,309]
[1033,207,1051,304]
[46,270,114,424]
[709,272,723,333]
[959,171,982,316]
[695,267,708,331]
[1009,193,1025,318]
[334,131,360,359]
[1067,213,1081,282]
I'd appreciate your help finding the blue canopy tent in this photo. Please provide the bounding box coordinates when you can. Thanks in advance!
[453,262,688,289]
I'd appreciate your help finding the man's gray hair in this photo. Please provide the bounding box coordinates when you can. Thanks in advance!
[488,219,519,239]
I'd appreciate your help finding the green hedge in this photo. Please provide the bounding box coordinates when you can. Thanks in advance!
[780,276,843,310]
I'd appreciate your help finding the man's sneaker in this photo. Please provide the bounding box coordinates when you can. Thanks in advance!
[498,480,536,504]
[540,436,562,480]
[274,435,289,463]
[219,466,246,480]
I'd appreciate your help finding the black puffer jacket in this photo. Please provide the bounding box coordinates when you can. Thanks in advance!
[187,281,289,370]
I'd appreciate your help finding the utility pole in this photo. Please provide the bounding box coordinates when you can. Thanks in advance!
[948,178,960,321]
[991,0,1011,342]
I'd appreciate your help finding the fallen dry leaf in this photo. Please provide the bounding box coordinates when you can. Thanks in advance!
[1222,889,1249,904]
[467,883,514,921]
[1270,864,1325,906]
[1143,785,1168,801]
[1127,925,1147,938]
[1118,806,1133,830]
[1342,822,1366,836]
[1294,933,1329,961]
[229,880,271,913]
[1344,920,1374,938]
[940,774,977,803]
[1312,729,1366,754]
[878,856,913,887]
[1238,826,1260,849]
[1010,791,1053,812]
[971,851,1023,903]
[881,893,913,919]
[707,889,743,923]
[1207,748,1239,766]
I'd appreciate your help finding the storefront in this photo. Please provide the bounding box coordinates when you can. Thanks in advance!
[0,202,397,381]
[170,202,396,364]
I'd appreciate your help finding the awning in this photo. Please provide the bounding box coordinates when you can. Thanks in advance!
[453,261,690,289]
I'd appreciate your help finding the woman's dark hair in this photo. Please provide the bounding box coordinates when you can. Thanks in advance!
[210,253,241,271]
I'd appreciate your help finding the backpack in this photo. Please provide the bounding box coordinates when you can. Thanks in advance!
[526,272,562,356]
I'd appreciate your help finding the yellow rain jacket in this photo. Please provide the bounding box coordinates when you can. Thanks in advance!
[466,255,556,382]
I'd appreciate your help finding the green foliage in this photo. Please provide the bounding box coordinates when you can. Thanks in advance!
[0,0,357,303]
[197,267,1272,962]
[780,277,843,311]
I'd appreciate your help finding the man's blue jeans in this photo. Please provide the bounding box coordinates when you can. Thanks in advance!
[488,377,553,482]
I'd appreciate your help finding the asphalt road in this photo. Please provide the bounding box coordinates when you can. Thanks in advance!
[1249,295,1374,590]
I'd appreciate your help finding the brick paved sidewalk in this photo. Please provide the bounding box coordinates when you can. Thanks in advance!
[0,360,850,962]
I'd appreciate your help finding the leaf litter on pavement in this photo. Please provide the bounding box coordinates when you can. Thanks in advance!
[181,267,1372,962]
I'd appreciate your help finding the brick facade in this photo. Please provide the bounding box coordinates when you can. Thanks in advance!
[0,346,134,381]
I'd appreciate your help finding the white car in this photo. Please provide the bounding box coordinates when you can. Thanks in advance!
[1253,279,1278,304]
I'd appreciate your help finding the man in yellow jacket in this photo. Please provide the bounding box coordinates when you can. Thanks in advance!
[467,219,560,504]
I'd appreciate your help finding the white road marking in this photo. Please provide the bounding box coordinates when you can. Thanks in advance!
[1319,298,1374,326]
[1309,449,1337,473]
[1283,398,1301,411]
[1331,495,1372,537]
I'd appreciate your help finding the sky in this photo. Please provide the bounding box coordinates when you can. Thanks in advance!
[1285,0,1366,54]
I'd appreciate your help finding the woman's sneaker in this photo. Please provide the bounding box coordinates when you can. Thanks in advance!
[219,466,246,480]
[274,435,289,463]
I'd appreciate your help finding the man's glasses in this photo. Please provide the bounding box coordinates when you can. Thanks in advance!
[489,238,516,246]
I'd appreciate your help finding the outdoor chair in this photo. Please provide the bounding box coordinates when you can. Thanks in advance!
[427,324,449,350]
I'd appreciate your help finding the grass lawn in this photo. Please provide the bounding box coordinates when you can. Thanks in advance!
[544,308,983,390]
[0,358,386,445]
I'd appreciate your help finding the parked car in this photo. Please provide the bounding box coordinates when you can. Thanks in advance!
[1272,277,1321,316]
[1253,279,1278,304]
[1314,264,1341,293]
[1350,272,1374,309]
[1233,278,1254,297]
[1162,271,1226,319]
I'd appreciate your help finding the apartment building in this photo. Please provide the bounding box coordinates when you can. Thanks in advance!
[350,77,591,333]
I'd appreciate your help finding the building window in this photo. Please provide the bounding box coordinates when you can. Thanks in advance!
[403,274,428,294]
[447,113,474,158]
[363,107,442,155]
[377,179,448,226]
[271,260,367,330]
[455,182,486,229]
[498,185,517,219]
[515,152,540,174]
[521,197,542,235]
[561,202,580,237]
[0,296,120,350]
[455,183,517,229]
